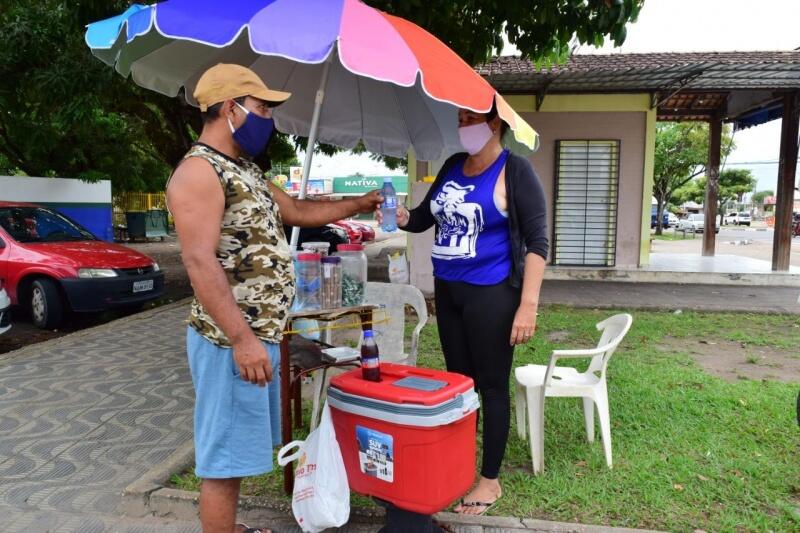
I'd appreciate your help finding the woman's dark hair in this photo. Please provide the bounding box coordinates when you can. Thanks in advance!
[485,100,510,137]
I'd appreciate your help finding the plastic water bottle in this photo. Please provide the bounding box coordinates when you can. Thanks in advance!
[361,330,381,382]
[380,177,397,232]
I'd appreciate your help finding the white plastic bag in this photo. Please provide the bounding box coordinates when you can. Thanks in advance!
[388,251,409,284]
[277,403,350,532]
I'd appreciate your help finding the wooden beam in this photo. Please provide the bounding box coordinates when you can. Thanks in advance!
[772,91,800,271]
[703,112,723,256]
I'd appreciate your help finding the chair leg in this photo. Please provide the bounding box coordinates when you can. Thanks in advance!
[582,397,595,443]
[594,389,613,469]
[526,385,545,474]
[514,382,527,439]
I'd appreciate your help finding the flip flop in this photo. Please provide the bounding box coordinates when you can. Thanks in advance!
[457,497,500,516]
[236,523,273,533]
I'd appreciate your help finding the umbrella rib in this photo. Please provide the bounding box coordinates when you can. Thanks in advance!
[356,74,364,145]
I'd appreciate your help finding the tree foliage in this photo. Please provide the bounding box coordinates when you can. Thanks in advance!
[0,0,642,191]
[673,169,757,216]
[652,122,734,234]
[751,190,774,205]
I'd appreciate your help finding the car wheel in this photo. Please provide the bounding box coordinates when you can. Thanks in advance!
[30,278,64,329]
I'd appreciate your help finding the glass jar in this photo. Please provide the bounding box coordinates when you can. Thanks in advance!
[292,252,321,311]
[335,243,367,307]
[320,256,342,309]
[301,241,331,256]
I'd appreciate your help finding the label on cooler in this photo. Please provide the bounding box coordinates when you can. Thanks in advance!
[356,425,394,482]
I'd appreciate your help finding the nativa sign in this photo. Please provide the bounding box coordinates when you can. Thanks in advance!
[333,176,408,194]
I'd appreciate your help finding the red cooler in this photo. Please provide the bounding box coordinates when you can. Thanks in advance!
[328,363,479,514]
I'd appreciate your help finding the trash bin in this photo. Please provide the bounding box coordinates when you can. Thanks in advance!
[125,211,147,241]
[145,209,169,239]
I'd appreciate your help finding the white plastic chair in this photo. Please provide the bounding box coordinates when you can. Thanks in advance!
[309,282,428,429]
[514,313,633,474]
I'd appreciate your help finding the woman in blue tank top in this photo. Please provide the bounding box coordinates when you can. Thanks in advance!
[378,100,549,516]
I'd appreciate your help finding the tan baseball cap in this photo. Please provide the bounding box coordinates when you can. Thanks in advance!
[194,63,292,112]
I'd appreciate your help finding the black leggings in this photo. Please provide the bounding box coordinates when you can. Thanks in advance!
[434,277,520,479]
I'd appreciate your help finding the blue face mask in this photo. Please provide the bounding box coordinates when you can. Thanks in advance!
[228,102,274,157]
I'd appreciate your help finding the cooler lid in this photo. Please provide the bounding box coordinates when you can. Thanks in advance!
[328,363,474,406]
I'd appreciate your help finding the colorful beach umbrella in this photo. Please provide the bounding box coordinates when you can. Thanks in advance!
[86,0,539,246]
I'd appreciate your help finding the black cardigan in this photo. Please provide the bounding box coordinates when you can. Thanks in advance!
[402,151,549,289]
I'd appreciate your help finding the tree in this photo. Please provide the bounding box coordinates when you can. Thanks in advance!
[0,0,642,190]
[752,190,774,205]
[652,122,734,235]
[673,169,757,217]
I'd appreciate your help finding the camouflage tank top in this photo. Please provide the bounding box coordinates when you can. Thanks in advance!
[179,143,295,346]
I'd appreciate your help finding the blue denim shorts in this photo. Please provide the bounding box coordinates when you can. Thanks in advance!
[186,327,281,479]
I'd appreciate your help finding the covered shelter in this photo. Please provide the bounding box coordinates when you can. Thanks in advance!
[477,51,800,272]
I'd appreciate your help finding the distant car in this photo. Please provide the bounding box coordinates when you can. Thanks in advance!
[724,212,752,226]
[347,220,376,242]
[667,212,679,226]
[0,202,164,329]
[0,283,10,335]
[331,220,363,244]
[677,213,720,233]
[650,206,670,229]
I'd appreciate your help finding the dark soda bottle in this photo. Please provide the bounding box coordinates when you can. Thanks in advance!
[361,330,381,382]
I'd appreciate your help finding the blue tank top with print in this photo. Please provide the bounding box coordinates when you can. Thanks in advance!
[430,150,512,285]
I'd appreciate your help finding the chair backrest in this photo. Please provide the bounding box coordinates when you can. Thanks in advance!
[587,313,633,378]
[363,282,428,365]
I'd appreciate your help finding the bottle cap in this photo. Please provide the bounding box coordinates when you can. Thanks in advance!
[321,256,341,264]
[382,177,393,183]
[363,330,374,338]
[337,243,364,252]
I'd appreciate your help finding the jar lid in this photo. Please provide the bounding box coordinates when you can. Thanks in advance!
[321,256,341,264]
[296,252,321,261]
[337,243,364,252]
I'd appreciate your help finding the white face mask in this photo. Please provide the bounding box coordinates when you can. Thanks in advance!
[458,121,494,155]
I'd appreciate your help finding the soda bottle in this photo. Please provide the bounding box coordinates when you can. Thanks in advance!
[361,330,381,382]
[380,177,398,232]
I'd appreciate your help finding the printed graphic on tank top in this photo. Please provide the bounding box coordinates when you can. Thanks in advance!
[431,150,513,285]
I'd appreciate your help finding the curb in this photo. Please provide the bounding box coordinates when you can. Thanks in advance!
[122,443,659,532]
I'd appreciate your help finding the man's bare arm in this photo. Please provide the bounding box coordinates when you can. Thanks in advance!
[167,158,272,385]
[268,182,382,227]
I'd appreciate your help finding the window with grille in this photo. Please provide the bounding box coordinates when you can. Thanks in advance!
[553,140,620,266]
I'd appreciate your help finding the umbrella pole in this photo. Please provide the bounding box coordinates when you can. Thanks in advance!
[289,54,333,250]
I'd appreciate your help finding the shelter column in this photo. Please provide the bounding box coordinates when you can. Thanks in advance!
[702,111,722,256]
[772,91,800,271]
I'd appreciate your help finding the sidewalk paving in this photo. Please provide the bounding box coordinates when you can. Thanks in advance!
[2,279,795,532]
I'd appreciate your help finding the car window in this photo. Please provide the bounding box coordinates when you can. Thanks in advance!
[0,207,95,243]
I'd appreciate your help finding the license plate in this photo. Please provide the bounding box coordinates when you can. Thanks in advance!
[133,279,154,293]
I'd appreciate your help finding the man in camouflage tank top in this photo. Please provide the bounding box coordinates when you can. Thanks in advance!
[166,64,382,533]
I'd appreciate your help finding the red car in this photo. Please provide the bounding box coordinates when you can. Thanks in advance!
[331,220,363,244]
[0,202,165,329]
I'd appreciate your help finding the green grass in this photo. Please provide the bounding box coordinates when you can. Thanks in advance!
[651,231,696,241]
[171,307,800,531]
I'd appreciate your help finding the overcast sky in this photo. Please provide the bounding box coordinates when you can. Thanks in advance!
[311,0,800,190]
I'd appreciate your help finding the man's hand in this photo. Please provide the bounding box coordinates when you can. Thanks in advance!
[355,190,384,214]
[375,205,410,227]
[510,302,538,346]
[232,335,273,386]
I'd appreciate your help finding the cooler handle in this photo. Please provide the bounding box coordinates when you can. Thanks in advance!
[277,440,305,466]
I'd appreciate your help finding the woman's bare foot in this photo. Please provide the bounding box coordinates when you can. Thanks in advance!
[454,476,502,515]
